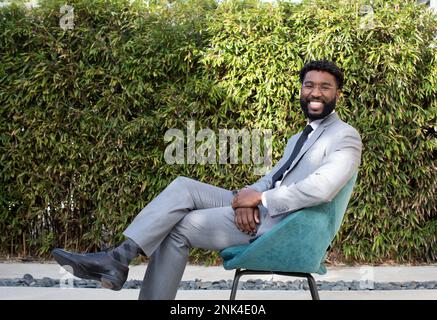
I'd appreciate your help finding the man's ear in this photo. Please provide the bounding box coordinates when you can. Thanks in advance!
[336,90,341,100]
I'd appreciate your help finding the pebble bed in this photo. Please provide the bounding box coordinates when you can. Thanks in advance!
[1,274,437,290]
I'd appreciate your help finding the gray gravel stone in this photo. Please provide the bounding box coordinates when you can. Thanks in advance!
[1,274,437,291]
[84,282,97,288]
[40,277,55,287]
[23,274,34,286]
[199,281,212,289]
[320,282,331,291]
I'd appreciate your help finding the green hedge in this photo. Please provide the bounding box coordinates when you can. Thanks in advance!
[0,0,435,264]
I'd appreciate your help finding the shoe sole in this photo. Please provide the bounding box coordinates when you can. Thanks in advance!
[52,250,123,291]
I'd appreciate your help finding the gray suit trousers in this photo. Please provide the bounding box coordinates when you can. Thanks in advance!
[123,176,257,300]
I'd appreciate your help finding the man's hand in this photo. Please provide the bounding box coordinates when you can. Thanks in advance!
[234,207,260,235]
[231,188,262,209]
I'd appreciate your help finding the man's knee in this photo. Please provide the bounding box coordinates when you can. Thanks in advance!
[172,214,202,247]
[170,222,192,249]
[171,176,192,188]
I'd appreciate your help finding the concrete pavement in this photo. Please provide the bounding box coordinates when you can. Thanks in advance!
[3,262,437,282]
[3,287,437,300]
[1,261,437,300]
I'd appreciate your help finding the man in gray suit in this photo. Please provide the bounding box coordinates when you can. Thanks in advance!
[52,60,362,299]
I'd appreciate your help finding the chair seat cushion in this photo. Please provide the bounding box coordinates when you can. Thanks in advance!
[220,244,250,261]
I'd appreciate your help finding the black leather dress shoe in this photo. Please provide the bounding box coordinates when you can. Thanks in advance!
[52,248,129,291]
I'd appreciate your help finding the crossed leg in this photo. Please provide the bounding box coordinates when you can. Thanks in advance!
[122,176,255,299]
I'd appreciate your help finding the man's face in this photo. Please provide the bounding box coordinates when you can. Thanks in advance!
[299,70,340,121]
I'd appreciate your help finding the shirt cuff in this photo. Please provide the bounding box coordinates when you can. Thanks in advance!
[261,192,268,208]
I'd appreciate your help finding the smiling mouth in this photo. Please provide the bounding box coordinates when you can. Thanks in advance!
[308,100,324,112]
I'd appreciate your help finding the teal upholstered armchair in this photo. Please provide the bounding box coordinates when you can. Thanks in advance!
[220,173,358,300]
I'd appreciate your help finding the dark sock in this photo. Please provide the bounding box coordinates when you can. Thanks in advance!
[108,238,143,267]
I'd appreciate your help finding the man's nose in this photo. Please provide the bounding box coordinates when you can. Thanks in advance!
[309,88,322,98]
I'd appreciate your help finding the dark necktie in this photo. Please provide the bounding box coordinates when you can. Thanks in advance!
[271,124,314,184]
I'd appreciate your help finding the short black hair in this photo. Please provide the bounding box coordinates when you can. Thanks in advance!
[299,60,344,89]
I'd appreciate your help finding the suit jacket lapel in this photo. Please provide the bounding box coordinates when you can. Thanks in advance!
[286,125,325,172]
[283,112,339,174]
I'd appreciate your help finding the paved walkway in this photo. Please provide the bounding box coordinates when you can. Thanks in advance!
[1,261,437,300]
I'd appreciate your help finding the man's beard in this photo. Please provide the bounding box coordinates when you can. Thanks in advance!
[299,97,336,120]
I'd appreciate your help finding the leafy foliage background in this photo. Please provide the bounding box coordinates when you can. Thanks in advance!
[0,0,435,264]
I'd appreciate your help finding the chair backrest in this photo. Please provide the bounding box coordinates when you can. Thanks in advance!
[329,172,358,238]
[221,172,358,274]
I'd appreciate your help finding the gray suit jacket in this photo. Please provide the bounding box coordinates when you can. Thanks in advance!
[248,112,362,220]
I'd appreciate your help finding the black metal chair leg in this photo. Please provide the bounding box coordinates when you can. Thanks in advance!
[229,269,320,300]
[230,269,242,300]
[306,274,320,300]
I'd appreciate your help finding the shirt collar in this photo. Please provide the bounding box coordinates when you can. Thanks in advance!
[307,110,336,131]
